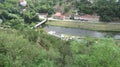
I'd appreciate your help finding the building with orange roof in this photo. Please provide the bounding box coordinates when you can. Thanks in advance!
[53,12,64,20]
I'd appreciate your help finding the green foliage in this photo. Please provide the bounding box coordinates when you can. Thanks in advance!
[22,29,39,42]
[94,0,120,22]
[69,38,120,67]
[0,29,120,67]
[76,0,94,14]
[0,29,61,67]
[99,15,112,22]
[9,19,24,30]
[75,0,120,22]
[0,0,49,25]
[0,0,120,67]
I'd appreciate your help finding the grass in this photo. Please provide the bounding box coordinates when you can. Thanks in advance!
[46,20,120,32]
[116,39,120,45]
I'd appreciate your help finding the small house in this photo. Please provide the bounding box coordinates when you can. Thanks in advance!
[53,12,64,20]
[80,14,99,22]
[20,0,27,7]
[63,13,71,20]
[74,14,99,22]
[74,15,81,20]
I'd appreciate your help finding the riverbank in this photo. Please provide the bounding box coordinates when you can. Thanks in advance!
[46,20,120,32]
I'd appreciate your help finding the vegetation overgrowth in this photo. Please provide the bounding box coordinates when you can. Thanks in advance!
[75,0,120,22]
[0,28,120,67]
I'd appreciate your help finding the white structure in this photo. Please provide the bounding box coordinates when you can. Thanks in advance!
[0,19,3,23]
[74,14,100,22]
[115,0,119,2]
[20,0,27,7]
[34,18,47,28]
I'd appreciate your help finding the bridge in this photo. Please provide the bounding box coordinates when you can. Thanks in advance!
[34,18,47,28]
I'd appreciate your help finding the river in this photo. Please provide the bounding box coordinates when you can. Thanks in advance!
[43,25,120,39]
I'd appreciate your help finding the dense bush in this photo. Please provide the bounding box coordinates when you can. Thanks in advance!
[70,38,120,67]
[76,0,120,22]
[0,0,46,25]
[0,30,61,67]
[0,29,120,67]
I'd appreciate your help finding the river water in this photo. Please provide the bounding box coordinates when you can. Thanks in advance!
[43,25,120,39]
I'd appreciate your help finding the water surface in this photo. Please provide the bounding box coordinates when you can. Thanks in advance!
[44,25,120,39]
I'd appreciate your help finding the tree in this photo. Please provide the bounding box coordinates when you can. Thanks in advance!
[70,38,120,67]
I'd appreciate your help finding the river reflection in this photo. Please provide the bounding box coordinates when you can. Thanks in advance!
[44,26,120,39]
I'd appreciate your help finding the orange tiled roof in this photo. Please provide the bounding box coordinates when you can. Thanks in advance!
[55,12,62,17]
